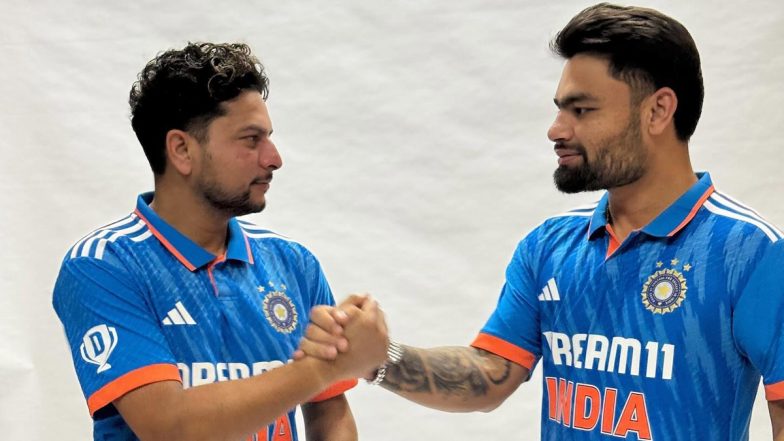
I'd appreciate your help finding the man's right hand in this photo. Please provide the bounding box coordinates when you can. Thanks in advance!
[297,294,389,380]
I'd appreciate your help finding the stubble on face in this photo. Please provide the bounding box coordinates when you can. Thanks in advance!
[197,149,267,217]
[553,110,647,194]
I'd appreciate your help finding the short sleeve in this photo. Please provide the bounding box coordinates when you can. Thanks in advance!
[734,240,784,401]
[296,247,357,400]
[52,257,181,415]
[471,238,541,370]
[305,251,336,310]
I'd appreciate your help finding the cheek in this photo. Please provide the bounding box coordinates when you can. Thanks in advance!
[234,149,261,166]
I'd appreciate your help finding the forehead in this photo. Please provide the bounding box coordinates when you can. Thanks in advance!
[554,54,632,104]
[212,90,272,131]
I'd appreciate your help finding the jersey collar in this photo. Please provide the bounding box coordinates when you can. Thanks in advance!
[134,192,254,271]
[588,172,715,239]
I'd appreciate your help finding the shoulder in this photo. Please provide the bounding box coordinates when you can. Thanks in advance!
[236,219,318,261]
[701,190,783,244]
[63,213,153,264]
[524,201,597,242]
[507,201,599,263]
[54,213,152,312]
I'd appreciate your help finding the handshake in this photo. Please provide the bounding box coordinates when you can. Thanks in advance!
[294,294,394,384]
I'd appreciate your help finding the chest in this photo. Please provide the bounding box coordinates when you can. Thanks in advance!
[140,260,310,368]
[534,234,744,380]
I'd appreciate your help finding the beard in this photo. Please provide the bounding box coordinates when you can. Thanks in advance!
[198,173,266,218]
[553,114,647,194]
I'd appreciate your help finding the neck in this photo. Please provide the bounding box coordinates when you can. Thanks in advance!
[606,146,696,242]
[149,182,231,256]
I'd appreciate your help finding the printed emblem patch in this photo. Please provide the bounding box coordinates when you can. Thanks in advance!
[80,324,118,373]
[262,285,298,334]
[641,261,689,314]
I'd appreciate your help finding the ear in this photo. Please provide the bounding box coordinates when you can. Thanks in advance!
[644,87,678,136]
[164,129,195,176]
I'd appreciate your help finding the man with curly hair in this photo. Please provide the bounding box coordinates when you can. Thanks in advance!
[52,42,388,441]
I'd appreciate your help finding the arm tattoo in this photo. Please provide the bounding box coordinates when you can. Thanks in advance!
[383,349,431,393]
[383,346,513,398]
[430,350,488,397]
[477,349,512,385]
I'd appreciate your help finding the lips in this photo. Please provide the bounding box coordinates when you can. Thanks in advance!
[555,147,581,158]
[252,174,273,186]
[554,145,583,166]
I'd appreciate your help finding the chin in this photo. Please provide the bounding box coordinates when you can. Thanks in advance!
[553,168,588,194]
[251,196,267,211]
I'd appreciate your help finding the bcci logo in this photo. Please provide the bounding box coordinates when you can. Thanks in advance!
[80,324,118,373]
[262,286,298,334]
[641,259,690,314]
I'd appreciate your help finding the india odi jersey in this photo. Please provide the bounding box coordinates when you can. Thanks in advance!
[53,193,355,441]
[472,173,784,440]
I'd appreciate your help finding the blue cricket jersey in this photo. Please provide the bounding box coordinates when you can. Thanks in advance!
[53,192,356,441]
[472,173,784,440]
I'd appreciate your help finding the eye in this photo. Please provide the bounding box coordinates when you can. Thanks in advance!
[573,107,594,116]
[243,135,260,145]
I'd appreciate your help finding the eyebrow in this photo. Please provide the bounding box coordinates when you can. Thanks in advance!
[238,124,273,136]
[553,93,599,109]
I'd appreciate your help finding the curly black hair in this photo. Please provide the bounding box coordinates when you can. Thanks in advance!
[129,42,269,174]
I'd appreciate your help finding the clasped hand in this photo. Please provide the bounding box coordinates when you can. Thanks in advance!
[294,294,389,380]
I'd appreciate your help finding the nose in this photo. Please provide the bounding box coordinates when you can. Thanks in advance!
[260,140,283,171]
[547,111,573,143]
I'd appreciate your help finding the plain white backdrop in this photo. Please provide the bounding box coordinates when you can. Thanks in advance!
[1,0,782,439]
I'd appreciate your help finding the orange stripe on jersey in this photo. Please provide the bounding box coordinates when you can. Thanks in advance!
[206,255,227,296]
[87,363,182,416]
[605,224,621,259]
[243,231,255,265]
[667,185,715,237]
[309,378,358,402]
[471,333,537,370]
[134,208,196,271]
[765,380,784,401]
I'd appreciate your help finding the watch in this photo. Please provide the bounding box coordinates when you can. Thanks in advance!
[367,339,404,386]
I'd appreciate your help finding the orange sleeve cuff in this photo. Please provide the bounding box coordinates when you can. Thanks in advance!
[309,378,358,403]
[87,363,182,416]
[471,333,538,370]
[765,380,784,401]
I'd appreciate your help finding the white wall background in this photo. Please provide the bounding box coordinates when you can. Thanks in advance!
[1,0,782,439]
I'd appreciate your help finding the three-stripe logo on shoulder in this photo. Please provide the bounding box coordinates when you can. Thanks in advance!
[162,301,197,326]
[537,278,561,302]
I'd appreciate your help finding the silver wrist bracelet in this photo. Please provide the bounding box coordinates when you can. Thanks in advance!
[367,339,404,386]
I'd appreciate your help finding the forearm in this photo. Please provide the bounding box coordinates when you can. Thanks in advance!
[117,357,338,441]
[302,394,357,441]
[771,400,784,441]
[381,345,527,413]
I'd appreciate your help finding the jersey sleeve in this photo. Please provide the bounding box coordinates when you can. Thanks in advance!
[304,251,337,311]
[298,247,358,400]
[734,240,784,401]
[471,237,542,370]
[52,256,181,416]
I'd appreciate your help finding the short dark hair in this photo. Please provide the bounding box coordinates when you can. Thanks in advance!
[551,3,703,141]
[129,42,269,174]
